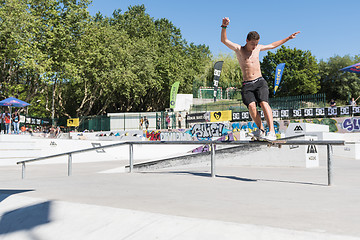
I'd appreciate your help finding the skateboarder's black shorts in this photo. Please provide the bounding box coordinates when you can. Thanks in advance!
[241,77,269,107]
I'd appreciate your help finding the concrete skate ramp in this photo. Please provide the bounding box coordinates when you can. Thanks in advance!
[126,141,326,172]
[126,144,262,171]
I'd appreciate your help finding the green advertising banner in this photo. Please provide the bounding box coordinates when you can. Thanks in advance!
[169,81,180,109]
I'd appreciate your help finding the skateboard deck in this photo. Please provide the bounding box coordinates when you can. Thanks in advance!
[250,134,305,148]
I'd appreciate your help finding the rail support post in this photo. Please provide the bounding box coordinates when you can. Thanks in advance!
[22,162,25,179]
[327,144,333,186]
[68,153,72,176]
[129,143,134,173]
[211,143,216,178]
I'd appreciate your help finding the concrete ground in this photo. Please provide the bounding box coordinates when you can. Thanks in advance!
[1,152,360,239]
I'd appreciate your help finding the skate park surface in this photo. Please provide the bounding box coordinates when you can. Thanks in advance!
[1,136,360,239]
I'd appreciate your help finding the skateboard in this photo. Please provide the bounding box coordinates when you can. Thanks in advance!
[249,134,305,148]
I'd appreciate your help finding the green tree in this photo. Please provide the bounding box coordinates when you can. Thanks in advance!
[0,0,49,116]
[319,55,360,102]
[204,53,242,89]
[261,46,320,97]
[0,2,211,120]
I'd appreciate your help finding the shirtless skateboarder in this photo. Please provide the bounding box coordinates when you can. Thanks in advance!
[221,17,300,140]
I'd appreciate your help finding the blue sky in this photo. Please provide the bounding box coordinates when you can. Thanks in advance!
[88,0,360,62]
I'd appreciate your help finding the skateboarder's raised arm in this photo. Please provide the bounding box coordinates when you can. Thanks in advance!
[221,17,241,51]
[260,31,300,51]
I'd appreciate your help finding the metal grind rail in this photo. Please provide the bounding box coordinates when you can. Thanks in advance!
[16,140,345,186]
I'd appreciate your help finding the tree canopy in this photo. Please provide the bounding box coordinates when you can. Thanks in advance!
[0,1,211,118]
[318,55,360,102]
[261,46,320,97]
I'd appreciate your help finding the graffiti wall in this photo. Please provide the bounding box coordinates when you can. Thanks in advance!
[143,116,360,144]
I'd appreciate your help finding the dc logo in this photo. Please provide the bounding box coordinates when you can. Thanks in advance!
[214,69,221,76]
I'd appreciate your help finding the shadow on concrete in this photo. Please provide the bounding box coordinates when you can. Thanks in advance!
[0,201,52,235]
[255,178,327,186]
[142,171,258,182]
[141,171,326,185]
[0,189,34,203]
[216,174,257,182]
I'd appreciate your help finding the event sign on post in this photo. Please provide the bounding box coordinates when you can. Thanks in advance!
[213,61,224,102]
[274,63,285,95]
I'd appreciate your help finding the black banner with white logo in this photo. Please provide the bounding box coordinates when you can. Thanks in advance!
[213,61,224,102]
[230,106,360,122]
[186,112,209,124]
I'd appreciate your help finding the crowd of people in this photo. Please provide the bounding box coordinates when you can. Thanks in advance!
[0,108,61,137]
[329,97,357,107]
[0,109,20,134]
[140,112,185,130]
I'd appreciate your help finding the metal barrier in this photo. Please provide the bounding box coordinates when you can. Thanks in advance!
[16,140,345,186]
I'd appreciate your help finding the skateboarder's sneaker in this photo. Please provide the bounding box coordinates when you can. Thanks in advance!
[248,129,265,140]
[265,132,277,141]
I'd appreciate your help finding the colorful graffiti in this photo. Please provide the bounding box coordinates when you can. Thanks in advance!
[231,121,280,134]
[160,132,192,141]
[145,130,161,141]
[192,144,213,153]
[342,118,360,132]
[190,123,230,140]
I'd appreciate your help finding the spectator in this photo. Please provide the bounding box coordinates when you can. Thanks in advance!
[166,114,171,129]
[177,113,182,129]
[156,117,161,129]
[144,116,149,130]
[139,117,144,130]
[329,99,336,107]
[12,109,20,134]
[4,110,10,134]
[0,110,3,134]
[350,98,357,107]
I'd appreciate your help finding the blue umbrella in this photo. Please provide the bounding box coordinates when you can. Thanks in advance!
[0,97,30,107]
[340,62,360,73]
[0,97,30,133]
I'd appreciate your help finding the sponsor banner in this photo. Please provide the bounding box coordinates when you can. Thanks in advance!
[186,112,209,124]
[232,112,241,121]
[326,107,338,116]
[213,61,224,102]
[67,118,79,127]
[280,109,290,118]
[25,117,51,126]
[210,110,232,122]
[225,106,360,123]
[292,109,302,118]
[353,106,360,115]
[272,110,280,118]
[241,112,250,120]
[315,108,325,116]
[274,63,285,95]
[169,81,180,109]
[339,106,350,115]
[303,108,314,117]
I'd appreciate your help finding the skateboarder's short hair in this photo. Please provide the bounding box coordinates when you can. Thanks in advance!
[247,31,260,41]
